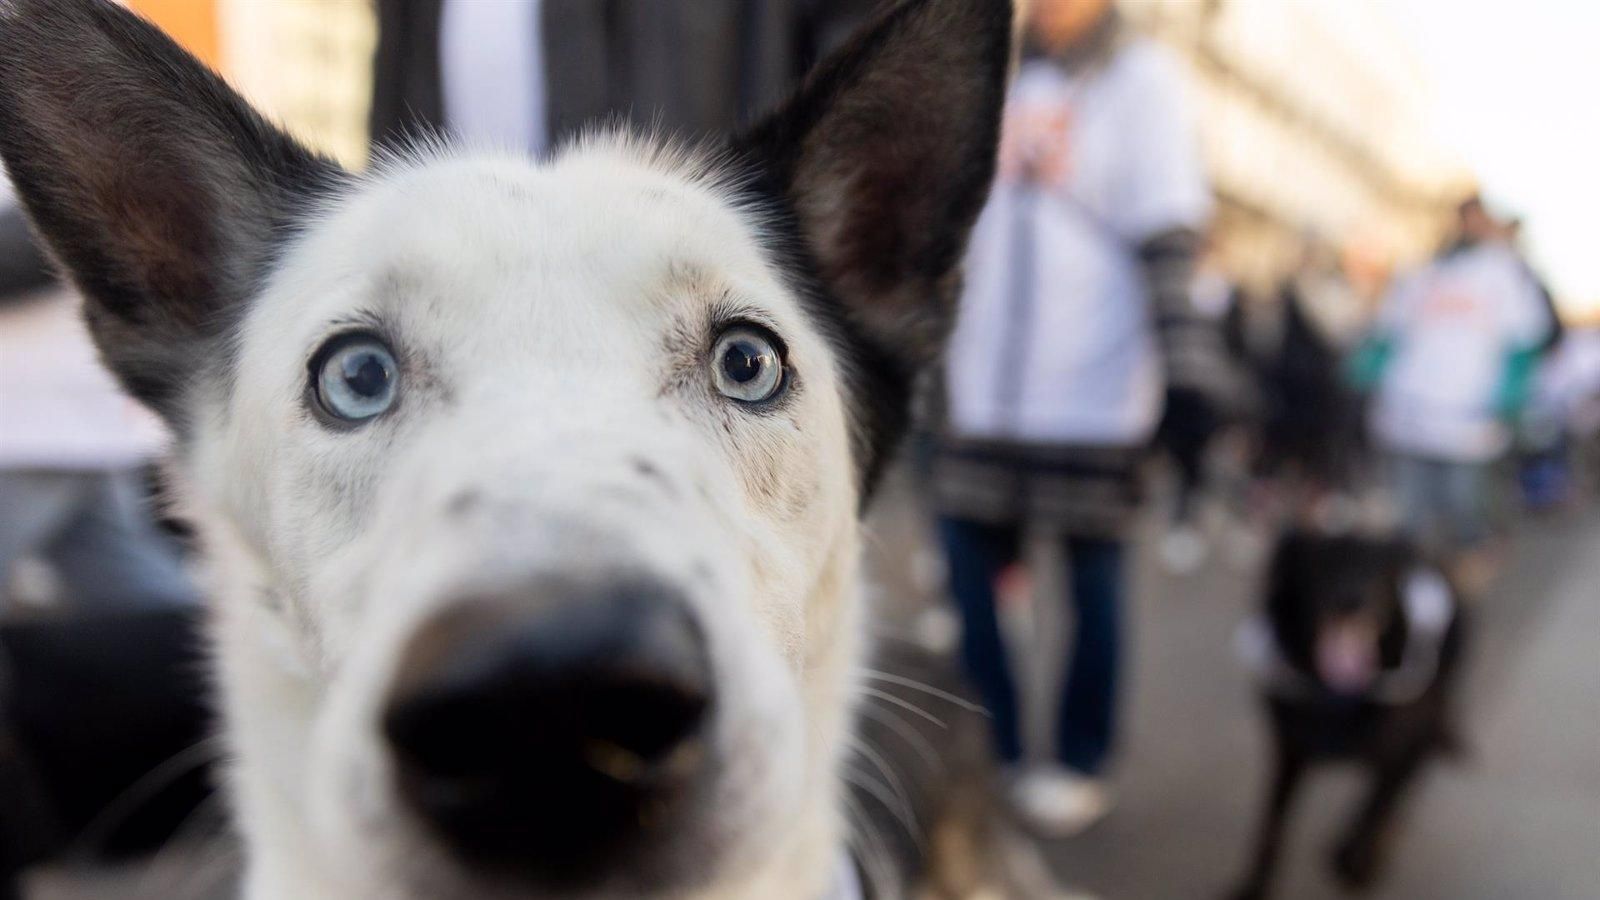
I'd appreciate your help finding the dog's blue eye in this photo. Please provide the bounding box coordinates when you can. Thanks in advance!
[313,335,398,423]
[712,326,785,404]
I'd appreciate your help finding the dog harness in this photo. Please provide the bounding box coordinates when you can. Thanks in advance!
[1235,567,1456,705]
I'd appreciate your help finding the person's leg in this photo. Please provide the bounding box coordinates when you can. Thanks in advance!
[1172,444,1204,525]
[1441,461,1490,551]
[1390,453,1447,553]
[44,470,199,610]
[938,516,1023,764]
[1057,534,1125,776]
[1162,447,1209,573]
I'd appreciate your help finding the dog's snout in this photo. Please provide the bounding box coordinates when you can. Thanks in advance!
[382,580,713,885]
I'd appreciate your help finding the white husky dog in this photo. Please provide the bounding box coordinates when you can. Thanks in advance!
[0,0,1009,896]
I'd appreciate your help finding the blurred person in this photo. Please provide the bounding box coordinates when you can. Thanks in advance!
[1160,231,1244,573]
[1228,238,1367,522]
[1500,217,1572,508]
[1351,196,1554,577]
[0,175,197,614]
[933,0,1224,835]
[370,0,875,153]
[1515,323,1600,512]
[1502,217,1563,355]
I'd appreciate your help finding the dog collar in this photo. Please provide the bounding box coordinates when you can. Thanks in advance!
[1235,567,1456,704]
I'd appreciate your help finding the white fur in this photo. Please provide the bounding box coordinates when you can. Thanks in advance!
[172,137,866,899]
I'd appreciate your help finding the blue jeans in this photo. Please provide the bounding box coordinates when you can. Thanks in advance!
[1388,453,1492,553]
[939,517,1123,775]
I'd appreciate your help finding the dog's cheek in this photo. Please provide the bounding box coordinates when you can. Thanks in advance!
[733,421,821,525]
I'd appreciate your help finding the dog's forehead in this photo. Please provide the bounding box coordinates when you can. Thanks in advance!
[284,142,796,335]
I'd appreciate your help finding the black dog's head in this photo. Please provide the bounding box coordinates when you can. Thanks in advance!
[1266,532,1416,696]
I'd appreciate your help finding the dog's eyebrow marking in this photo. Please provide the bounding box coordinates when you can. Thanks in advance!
[659,261,733,304]
[376,266,433,312]
[315,307,390,343]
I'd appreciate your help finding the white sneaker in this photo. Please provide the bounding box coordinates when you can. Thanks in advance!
[1006,765,1112,838]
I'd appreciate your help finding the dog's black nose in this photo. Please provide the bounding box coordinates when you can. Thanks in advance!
[382,581,713,886]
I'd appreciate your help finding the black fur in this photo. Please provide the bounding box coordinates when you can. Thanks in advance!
[1228,532,1469,900]
[0,0,342,425]
[0,609,215,898]
[731,0,1013,500]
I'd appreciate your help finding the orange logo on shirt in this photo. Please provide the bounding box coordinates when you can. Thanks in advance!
[999,102,1074,187]
[1420,284,1486,319]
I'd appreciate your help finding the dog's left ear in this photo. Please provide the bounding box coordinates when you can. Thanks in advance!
[733,0,1012,369]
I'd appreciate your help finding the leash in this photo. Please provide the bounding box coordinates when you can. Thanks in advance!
[1235,568,1456,705]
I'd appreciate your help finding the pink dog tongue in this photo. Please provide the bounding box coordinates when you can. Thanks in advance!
[1317,625,1377,694]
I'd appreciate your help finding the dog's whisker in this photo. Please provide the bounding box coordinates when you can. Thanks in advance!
[843,736,921,845]
[170,825,241,900]
[66,734,228,861]
[856,702,944,774]
[844,735,914,815]
[860,669,990,717]
[129,790,232,900]
[858,686,948,729]
[841,793,897,899]
[842,765,924,853]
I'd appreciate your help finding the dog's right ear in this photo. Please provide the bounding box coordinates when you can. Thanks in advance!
[732,0,1012,497]
[732,0,1012,370]
[0,0,342,424]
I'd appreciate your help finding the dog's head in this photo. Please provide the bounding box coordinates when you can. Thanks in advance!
[0,0,1010,895]
[1266,532,1415,697]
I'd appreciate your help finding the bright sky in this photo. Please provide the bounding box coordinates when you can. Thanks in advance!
[1390,0,1600,313]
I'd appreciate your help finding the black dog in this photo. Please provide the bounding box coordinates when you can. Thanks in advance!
[1229,531,1468,900]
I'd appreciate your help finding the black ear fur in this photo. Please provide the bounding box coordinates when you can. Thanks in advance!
[732,0,1012,495]
[0,0,342,423]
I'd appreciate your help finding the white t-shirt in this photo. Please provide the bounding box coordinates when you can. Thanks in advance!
[440,0,547,154]
[1372,243,1552,462]
[945,44,1211,446]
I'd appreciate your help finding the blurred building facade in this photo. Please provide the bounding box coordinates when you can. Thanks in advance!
[125,0,375,170]
[1122,0,1472,295]
[219,0,376,169]
[132,0,1467,298]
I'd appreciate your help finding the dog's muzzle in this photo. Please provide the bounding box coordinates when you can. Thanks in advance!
[382,576,714,888]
